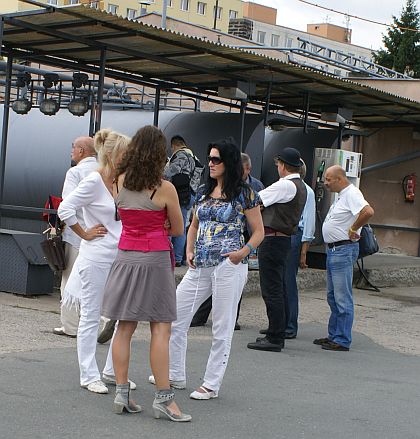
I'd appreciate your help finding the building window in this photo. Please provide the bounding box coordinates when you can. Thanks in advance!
[197,2,206,15]
[271,34,279,47]
[108,4,118,14]
[257,31,266,44]
[213,5,222,20]
[127,8,137,19]
[69,0,79,4]
[168,0,173,6]
[90,1,99,9]
[180,0,190,11]
[286,37,293,48]
[47,0,58,4]
[229,10,238,19]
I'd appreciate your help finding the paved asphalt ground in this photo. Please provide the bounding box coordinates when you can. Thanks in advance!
[0,287,420,439]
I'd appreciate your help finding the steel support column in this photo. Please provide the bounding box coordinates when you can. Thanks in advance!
[94,48,106,133]
[0,53,13,226]
[303,92,310,134]
[153,87,161,127]
[239,100,247,152]
[337,123,344,149]
[263,82,272,126]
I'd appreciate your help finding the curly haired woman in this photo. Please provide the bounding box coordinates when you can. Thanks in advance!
[101,125,191,421]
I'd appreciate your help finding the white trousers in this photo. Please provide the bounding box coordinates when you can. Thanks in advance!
[76,255,114,386]
[60,243,80,336]
[169,258,248,392]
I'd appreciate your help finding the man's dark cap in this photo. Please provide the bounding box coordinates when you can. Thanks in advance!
[275,147,302,167]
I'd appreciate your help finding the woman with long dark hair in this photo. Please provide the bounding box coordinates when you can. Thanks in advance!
[101,125,191,421]
[150,137,264,399]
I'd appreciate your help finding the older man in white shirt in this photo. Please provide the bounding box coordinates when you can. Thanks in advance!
[314,165,374,352]
[53,136,97,337]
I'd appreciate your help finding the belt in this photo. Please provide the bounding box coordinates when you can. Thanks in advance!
[327,240,353,248]
[265,231,290,237]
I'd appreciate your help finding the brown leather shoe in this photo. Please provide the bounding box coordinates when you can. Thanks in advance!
[313,337,330,345]
[321,341,349,351]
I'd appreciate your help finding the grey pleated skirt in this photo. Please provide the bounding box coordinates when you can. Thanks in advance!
[102,249,176,322]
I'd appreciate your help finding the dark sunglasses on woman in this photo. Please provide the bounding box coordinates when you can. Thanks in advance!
[208,156,223,165]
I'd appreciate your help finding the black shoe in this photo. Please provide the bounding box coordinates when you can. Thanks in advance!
[284,333,297,339]
[190,321,206,327]
[175,262,182,268]
[97,320,117,344]
[321,341,349,352]
[313,337,330,346]
[259,328,268,335]
[234,323,241,331]
[247,337,284,352]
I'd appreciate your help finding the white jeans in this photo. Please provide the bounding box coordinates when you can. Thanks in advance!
[76,255,114,386]
[169,258,248,392]
[60,243,80,335]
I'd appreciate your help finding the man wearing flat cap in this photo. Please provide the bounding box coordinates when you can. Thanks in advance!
[247,147,307,352]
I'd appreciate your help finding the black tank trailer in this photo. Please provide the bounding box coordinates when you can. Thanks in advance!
[0,108,268,233]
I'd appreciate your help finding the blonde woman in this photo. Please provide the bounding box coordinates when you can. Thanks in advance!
[58,129,131,394]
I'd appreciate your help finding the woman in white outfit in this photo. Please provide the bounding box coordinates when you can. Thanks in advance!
[163,138,264,399]
[58,129,130,394]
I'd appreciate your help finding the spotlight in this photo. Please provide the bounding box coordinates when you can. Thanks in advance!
[12,98,32,115]
[72,73,89,89]
[68,98,88,116]
[40,98,59,116]
[43,73,60,89]
[16,72,31,88]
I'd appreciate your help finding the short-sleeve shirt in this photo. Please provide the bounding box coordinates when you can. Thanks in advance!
[194,186,261,268]
[322,184,369,243]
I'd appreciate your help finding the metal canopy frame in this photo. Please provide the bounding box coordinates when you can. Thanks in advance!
[1,3,420,127]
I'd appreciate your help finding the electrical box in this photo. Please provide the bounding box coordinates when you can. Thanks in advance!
[311,148,363,245]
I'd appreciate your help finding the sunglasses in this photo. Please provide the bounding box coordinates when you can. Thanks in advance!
[208,155,223,165]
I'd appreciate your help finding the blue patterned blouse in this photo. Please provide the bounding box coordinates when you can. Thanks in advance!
[194,186,261,268]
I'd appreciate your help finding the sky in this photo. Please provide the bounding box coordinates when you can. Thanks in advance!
[253,0,417,50]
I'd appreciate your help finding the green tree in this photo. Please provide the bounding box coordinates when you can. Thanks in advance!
[374,0,420,77]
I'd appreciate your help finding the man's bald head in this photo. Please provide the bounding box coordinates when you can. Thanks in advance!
[71,136,96,164]
[324,165,349,193]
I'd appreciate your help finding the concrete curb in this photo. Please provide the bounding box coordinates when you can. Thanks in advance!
[175,261,420,296]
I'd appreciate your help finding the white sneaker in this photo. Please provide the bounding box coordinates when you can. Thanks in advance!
[148,375,186,389]
[189,386,218,400]
[102,373,137,390]
[81,380,109,394]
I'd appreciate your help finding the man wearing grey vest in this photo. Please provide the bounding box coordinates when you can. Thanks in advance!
[247,148,307,352]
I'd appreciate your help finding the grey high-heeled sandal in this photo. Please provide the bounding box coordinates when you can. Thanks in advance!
[114,383,142,414]
[152,389,192,422]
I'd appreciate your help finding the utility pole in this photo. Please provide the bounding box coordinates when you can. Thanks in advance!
[162,0,168,29]
[213,0,219,30]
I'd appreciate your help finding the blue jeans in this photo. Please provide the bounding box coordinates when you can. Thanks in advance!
[285,229,303,336]
[172,195,194,264]
[326,242,359,348]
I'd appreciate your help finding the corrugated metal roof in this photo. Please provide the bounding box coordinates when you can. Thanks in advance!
[2,4,420,126]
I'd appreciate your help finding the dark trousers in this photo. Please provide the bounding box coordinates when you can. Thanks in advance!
[259,236,291,343]
[285,229,303,336]
[191,296,242,326]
